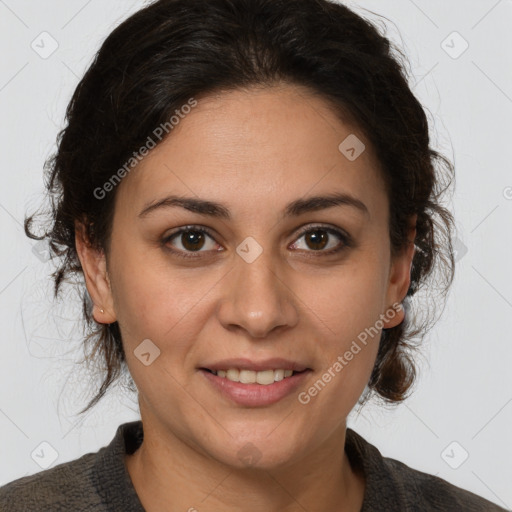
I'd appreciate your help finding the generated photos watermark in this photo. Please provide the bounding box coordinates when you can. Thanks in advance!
[298,302,403,405]
[93,97,198,200]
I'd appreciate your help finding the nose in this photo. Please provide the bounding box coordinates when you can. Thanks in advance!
[216,248,299,339]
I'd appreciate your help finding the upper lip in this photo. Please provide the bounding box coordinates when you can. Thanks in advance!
[200,358,310,372]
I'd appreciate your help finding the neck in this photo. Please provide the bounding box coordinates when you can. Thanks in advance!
[125,419,365,512]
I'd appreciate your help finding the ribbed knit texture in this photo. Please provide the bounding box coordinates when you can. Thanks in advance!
[0,420,507,511]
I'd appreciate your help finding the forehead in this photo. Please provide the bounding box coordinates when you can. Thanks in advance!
[114,84,387,221]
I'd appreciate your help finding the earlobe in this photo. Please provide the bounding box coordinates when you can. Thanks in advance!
[383,215,417,329]
[382,302,405,329]
[74,220,116,324]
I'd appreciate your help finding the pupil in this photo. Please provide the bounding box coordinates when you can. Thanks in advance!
[179,229,328,252]
[182,231,204,251]
[307,230,327,250]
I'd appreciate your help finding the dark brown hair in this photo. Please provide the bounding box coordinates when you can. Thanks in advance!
[25,0,455,414]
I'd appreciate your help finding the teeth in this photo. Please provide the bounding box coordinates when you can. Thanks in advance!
[240,369,256,384]
[212,368,297,385]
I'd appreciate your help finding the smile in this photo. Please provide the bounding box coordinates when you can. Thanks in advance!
[200,368,312,406]
[206,368,297,385]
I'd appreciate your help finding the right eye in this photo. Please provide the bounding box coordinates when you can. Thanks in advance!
[161,226,222,259]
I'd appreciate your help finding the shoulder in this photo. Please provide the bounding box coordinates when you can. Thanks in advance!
[383,455,507,511]
[346,428,507,511]
[0,451,105,511]
[0,421,144,512]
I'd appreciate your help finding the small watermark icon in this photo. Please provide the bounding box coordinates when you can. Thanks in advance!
[441,441,469,469]
[453,237,468,263]
[237,442,262,466]
[31,441,59,469]
[236,236,263,264]
[338,134,365,161]
[441,32,469,60]
[31,32,59,59]
[32,239,51,262]
[503,186,512,200]
[134,338,161,366]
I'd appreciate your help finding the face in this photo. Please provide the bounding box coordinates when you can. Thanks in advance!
[77,83,415,470]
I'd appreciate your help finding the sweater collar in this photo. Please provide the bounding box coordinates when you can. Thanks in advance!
[94,420,406,511]
[345,427,408,511]
[93,420,145,512]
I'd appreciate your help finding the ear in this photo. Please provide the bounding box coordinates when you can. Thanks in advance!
[75,220,117,324]
[382,214,417,329]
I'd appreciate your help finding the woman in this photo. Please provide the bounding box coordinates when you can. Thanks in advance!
[0,0,506,510]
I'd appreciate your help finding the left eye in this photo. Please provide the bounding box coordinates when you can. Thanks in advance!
[291,226,348,253]
[164,227,219,255]
[162,225,350,258]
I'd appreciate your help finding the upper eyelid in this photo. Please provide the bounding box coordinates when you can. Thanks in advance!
[165,223,348,249]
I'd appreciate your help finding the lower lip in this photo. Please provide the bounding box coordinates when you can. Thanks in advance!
[199,369,312,407]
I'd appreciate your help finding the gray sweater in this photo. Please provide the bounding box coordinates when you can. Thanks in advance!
[0,420,507,511]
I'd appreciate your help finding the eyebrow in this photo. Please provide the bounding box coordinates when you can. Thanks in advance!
[138,192,369,220]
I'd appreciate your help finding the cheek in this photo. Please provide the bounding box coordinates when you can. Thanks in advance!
[109,254,222,369]
[300,260,387,398]
[109,245,199,329]
[306,260,389,339]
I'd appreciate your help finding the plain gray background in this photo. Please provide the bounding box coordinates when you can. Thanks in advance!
[1,0,511,508]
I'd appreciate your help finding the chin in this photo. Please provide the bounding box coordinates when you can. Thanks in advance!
[206,437,301,471]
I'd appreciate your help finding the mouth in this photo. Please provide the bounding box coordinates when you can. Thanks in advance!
[201,367,308,385]
[199,366,313,407]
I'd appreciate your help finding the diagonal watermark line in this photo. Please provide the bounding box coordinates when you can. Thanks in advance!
[404,404,439,438]
[161,162,240,257]
[121,328,234,441]
[407,0,439,29]
[0,0,29,28]
[162,267,235,339]
[61,61,80,79]
[471,470,511,510]
[61,0,93,29]
[61,410,91,439]
[266,266,337,336]
[125,305,235,440]
[265,409,295,438]
[470,204,499,233]
[471,0,502,30]
[267,163,338,235]
[412,62,439,90]
[199,469,233,504]
[0,62,29,93]
[472,397,512,439]
[0,266,28,296]
[20,315,41,358]
[161,159,344,339]
[472,61,512,105]
[471,266,512,309]
[161,165,338,339]
[0,202,23,228]
[163,163,205,199]
[264,471,310,511]
[160,365,234,438]
[0,409,29,439]
[294,87,346,141]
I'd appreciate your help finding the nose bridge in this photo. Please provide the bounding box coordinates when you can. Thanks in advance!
[217,240,298,337]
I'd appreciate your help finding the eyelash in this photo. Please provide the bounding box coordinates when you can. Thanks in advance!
[161,224,352,260]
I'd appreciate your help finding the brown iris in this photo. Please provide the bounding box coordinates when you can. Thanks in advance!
[304,229,329,251]
[181,230,206,251]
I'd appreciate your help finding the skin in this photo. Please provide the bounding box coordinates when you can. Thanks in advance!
[76,83,416,512]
